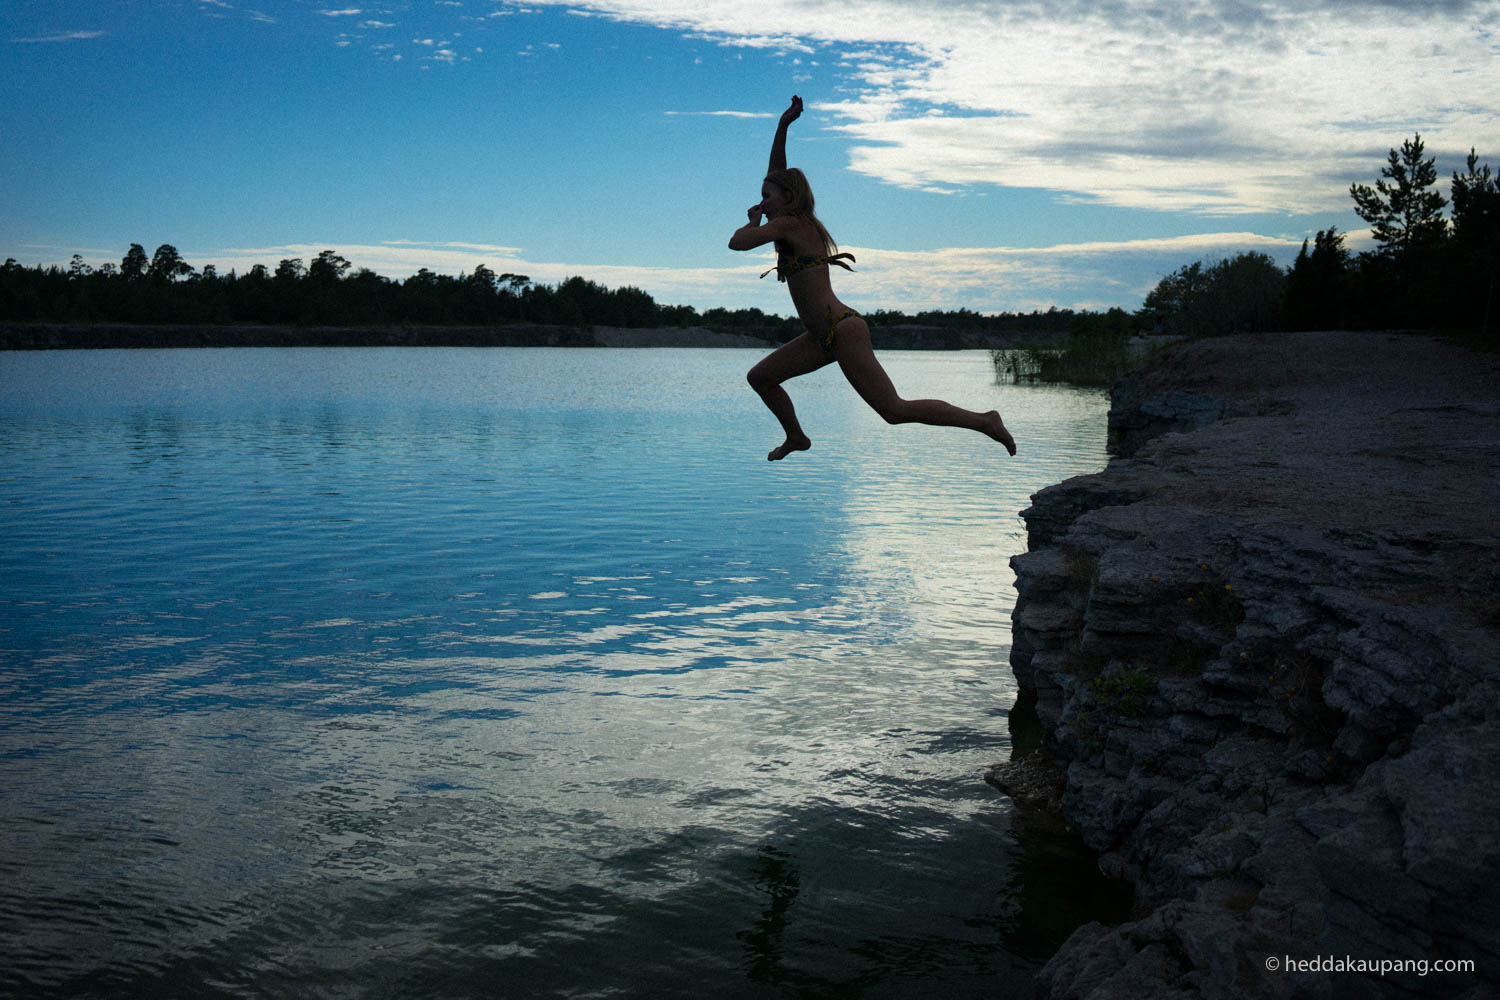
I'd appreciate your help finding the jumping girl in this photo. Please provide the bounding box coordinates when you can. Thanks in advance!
[730,95,1017,461]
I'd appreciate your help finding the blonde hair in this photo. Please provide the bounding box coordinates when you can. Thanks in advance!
[765,167,837,257]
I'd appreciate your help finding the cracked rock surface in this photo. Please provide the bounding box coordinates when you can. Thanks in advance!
[1003,332,1500,1000]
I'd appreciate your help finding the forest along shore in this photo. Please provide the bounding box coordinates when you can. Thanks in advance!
[0,322,1058,351]
[995,331,1500,1000]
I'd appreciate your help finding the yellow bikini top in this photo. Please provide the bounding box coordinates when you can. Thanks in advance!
[760,252,856,282]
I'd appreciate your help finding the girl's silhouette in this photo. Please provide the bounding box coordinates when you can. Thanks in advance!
[730,95,1017,461]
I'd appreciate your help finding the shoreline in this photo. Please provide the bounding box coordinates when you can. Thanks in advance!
[999,331,1500,999]
[0,321,1062,352]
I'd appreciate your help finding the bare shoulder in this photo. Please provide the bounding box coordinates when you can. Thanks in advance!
[774,215,824,253]
[759,215,807,241]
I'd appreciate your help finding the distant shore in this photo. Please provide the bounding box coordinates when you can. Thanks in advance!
[0,322,1064,352]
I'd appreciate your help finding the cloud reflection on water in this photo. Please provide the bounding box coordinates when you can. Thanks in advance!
[0,348,1119,995]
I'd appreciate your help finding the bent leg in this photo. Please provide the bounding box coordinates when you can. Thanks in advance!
[747,331,837,460]
[833,317,1016,454]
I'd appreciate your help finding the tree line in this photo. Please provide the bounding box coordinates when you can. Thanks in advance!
[1,245,1091,338]
[1143,135,1498,341]
[6,134,1493,344]
[0,250,688,330]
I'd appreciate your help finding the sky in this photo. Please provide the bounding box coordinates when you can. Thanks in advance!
[4,0,1499,316]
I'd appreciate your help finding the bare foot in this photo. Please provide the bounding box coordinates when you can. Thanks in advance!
[768,435,811,461]
[984,411,1016,455]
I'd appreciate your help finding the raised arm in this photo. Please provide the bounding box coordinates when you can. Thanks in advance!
[768,95,802,174]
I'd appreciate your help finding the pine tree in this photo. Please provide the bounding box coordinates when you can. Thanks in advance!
[1349,134,1449,258]
[148,244,193,283]
[120,243,149,281]
[1450,148,1499,335]
[1286,228,1350,330]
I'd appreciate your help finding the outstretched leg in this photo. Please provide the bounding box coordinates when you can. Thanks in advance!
[747,331,837,460]
[833,317,1016,454]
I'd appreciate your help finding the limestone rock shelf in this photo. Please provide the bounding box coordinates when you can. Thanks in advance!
[1002,332,1500,1000]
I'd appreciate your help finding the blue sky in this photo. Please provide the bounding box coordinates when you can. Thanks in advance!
[4,0,1499,315]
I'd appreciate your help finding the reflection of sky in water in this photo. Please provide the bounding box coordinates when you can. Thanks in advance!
[0,348,1115,995]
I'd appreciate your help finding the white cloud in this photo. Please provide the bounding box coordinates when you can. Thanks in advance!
[360,20,396,28]
[504,0,1500,216]
[317,8,363,16]
[10,30,106,43]
[170,231,1303,314]
[385,240,526,253]
[665,110,773,119]
[806,232,1307,313]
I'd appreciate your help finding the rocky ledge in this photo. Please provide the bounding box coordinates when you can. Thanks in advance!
[999,331,1500,999]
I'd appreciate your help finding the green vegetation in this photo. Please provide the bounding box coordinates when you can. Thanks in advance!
[1143,252,1285,338]
[1350,135,1450,257]
[1152,133,1498,341]
[7,134,1494,360]
[1086,665,1158,719]
[997,133,1498,385]
[0,249,700,330]
[991,309,1135,387]
[1,246,1096,341]
[1185,571,1246,631]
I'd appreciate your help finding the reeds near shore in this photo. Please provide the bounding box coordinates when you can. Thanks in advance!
[991,332,1136,387]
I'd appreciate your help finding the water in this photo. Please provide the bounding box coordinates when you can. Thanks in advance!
[0,347,1119,998]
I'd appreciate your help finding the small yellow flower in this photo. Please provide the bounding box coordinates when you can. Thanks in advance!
[1224,584,1233,591]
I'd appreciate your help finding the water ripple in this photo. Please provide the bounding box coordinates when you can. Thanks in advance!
[0,348,1122,997]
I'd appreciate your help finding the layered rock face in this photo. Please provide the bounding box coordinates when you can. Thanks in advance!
[1003,332,1500,999]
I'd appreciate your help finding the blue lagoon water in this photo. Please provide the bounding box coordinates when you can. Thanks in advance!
[1,347,1116,998]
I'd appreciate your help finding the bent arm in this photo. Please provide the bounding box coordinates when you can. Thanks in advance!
[729,213,795,251]
[768,95,802,174]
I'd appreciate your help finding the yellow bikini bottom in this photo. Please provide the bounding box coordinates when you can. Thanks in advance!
[821,306,859,351]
